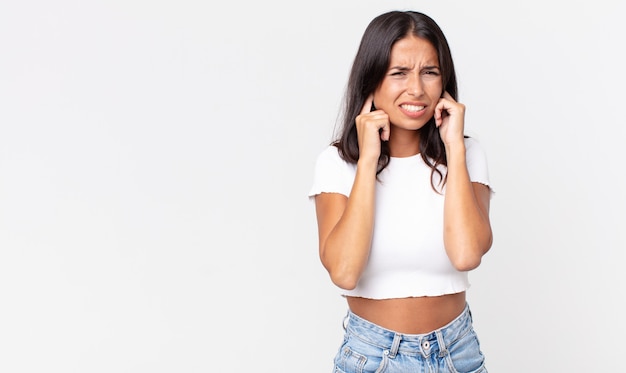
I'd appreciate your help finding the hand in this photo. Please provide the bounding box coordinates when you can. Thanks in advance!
[355,94,390,163]
[435,91,466,146]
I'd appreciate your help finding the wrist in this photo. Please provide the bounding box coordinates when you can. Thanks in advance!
[444,138,466,155]
[357,157,379,172]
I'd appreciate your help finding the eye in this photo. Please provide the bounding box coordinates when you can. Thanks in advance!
[390,71,406,76]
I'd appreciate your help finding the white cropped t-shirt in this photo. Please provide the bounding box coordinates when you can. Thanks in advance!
[308,137,493,299]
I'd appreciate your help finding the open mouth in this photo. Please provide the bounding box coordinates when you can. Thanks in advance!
[400,104,425,113]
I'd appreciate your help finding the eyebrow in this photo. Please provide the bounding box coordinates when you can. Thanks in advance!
[389,65,440,71]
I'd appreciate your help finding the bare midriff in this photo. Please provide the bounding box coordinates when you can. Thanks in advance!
[346,291,467,334]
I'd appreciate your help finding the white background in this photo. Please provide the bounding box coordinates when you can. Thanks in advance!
[1,0,625,372]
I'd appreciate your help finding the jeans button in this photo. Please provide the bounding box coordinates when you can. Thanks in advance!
[422,340,430,349]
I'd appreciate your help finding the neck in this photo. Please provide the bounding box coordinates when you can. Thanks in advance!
[388,127,420,157]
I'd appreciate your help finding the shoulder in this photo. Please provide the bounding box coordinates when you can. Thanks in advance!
[318,144,342,159]
[463,136,489,160]
[463,136,494,193]
[315,145,352,168]
[317,144,341,159]
[464,136,484,152]
[309,145,355,198]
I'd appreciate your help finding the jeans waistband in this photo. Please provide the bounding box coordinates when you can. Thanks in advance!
[344,303,473,358]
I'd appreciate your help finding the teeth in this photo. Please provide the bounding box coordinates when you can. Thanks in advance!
[401,104,424,112]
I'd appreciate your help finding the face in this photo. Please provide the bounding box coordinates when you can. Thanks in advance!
[373,35,443,134]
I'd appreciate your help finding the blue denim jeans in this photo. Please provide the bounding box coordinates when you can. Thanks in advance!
[333,303,487,372]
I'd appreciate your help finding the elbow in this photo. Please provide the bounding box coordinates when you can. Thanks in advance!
[331,274,358,290]
[322,257,360,290]
[451,255,482,272]
[448,239,492,272]
[328,267,359,290]
[319,240,366,291]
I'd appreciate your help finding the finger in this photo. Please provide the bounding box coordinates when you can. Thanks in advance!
[380,123,390,141]
[441,91,454,101]
[360,94,374,115]
[434,100,446,126]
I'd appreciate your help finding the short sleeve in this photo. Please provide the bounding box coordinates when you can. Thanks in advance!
[465,137,495,195]
[308,146,356,200]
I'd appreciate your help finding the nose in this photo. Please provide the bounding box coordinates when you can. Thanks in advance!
[407,73,423,97]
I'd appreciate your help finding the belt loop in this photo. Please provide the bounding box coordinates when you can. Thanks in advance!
[389,333,401,358]
[342,310,349,331]
[435,330,448,358]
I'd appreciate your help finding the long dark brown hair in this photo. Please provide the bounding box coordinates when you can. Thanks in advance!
[333,11,458,191]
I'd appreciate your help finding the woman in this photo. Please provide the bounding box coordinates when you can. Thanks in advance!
[309,11,494,372]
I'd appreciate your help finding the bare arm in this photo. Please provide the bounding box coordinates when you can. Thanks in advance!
[436,92,493,271]
[315,162,376,290]
[314,95,390,290]
[443,143,492,270]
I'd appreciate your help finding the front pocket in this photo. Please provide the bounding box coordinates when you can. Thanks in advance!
[444,329,486,373]
[336,344,367,373]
